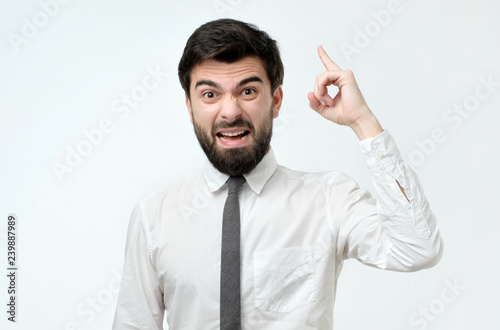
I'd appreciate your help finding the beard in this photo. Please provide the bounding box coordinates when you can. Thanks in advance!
[192,107,273,176]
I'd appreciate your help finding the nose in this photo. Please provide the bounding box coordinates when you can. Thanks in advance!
[219,96,242,122]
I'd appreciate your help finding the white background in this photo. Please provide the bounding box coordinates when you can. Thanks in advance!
[1,0,499,329]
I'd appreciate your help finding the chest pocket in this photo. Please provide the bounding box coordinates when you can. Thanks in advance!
[253,245,316,313]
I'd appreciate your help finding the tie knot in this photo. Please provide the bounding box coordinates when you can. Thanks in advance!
[227,176,245,195]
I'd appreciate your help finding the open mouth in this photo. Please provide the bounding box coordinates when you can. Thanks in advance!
[216,130,250,141]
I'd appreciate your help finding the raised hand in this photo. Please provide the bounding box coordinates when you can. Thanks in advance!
[307,46,383,140]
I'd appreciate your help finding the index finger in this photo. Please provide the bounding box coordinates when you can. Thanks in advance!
[318,45,341,71]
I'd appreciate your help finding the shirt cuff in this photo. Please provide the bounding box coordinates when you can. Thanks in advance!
[359,129,403,174]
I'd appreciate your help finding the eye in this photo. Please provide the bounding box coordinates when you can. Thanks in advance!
[202,91,216,98]
[241,88,256,96]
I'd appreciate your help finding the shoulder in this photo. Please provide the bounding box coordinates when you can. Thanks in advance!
[135,171,205,215]
[273,164,364,199]
[275,164,345,186]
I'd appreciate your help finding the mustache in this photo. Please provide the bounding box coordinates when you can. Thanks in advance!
[212,118,255,133]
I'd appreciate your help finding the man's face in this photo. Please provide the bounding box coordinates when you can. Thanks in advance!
[185,56,283,176]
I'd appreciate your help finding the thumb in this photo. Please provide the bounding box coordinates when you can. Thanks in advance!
[307,92,322,112]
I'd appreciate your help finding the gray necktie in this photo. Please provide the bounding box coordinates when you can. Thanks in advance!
[220,175,245,330]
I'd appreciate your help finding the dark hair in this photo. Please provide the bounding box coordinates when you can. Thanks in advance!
[178,18,284,98]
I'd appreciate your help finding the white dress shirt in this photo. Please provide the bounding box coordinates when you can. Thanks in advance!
[112,130,443,329]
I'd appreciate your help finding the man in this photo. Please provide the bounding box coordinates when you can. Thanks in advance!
[113,18,443,329]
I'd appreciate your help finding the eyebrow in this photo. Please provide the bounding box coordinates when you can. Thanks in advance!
[237,76,263,87]
[194,76,263,90]
[195,79,219,89]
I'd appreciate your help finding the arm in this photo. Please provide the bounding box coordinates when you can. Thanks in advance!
[332,131,443,271]
[308,46,411,198]
[307,45,383,140]
[308,46,443,270]
[112,204,165,330]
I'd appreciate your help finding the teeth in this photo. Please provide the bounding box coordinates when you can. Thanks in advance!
[220,131,245,137]
[219,131,248,141]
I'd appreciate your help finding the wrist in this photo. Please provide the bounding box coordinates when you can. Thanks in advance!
[350,112,383,140]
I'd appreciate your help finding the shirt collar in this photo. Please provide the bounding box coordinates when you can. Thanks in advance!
[203,147,277,194]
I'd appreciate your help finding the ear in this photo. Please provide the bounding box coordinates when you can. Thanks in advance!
[185,94,193,123]
[272,86,284,119]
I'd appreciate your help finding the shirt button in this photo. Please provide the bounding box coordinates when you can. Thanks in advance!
[375,149,384,158]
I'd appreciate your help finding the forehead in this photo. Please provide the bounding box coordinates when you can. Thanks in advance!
[190,57,269,89]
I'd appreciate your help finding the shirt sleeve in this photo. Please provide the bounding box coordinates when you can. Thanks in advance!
[333,130,443,271]
[112,202,165,329]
